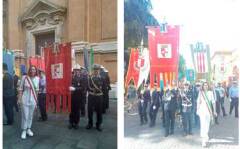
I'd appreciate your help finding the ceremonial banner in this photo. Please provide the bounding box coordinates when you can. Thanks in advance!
[137,48,150,88]
[20,64,26,75]
[125,48,140,88]
[147,25,180,88]
[3,50,15,75]
[51,63,63,79]
[44,43,72,112]
[186,69,195,82]
[193,50,208,73]
[29,56,45,71]
[190,42,211,81]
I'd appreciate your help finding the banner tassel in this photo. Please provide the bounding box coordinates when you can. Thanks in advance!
[56,94,61,113]
[62,95,67,113]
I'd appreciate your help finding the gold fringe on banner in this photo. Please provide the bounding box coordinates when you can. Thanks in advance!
[165,72,168,85]
[169,72,172,86]
[173,72,176,81]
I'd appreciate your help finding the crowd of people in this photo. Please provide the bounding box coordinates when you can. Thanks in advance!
[126,79,239,147]
[3,63,111,140]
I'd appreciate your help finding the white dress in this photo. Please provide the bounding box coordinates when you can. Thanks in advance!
[197,90,215,143]
[19,75,39,130]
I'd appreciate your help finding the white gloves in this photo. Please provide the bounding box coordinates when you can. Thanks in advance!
[153,105,156,110]
[69,86,76,91]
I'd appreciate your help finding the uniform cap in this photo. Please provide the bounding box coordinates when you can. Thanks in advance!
[73,64,81,70]
[92,64,101,70]
[103,68,108,72]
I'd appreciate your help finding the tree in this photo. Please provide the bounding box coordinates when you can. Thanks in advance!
[178,54,186,81]
[124,0,159,74]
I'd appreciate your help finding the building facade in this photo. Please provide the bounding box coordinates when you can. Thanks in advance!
[3,0,117,82]
[211,50,239,84]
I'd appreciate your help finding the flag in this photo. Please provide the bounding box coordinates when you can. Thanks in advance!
[193,50,208,73]
[44,42,72,113]
[137,48,150,88]
[83,47,89,71]
[20,64,26,75]
[186,69,195,81]
[29,56,45,71]
[125,48,140,88]
[191,43,211,81]
[157,44,172,58]
[159,73,164,90]
[147,25,180,89]
[3,50,15,75]
[90,48,94,72]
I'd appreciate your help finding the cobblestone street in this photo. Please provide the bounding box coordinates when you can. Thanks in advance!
[3,100,117,149]
[124,100,239,149]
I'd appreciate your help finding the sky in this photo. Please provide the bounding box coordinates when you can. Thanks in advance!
[151,0,240,68]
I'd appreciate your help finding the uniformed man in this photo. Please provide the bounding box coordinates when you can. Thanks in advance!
[163,82,178,137]
[149,83,160,127]
[215,82,227,119]
[137,91,144,125]
[100,66,111,114]
[229,81,239,118]
[79,67,88,117]
[68,64,82,129]
[3,63,15,125]
[142,84,151,124]
[180,81,194,136]
[86,64,104,131]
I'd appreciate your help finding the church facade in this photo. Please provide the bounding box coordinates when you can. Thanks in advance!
[3,0,117,82]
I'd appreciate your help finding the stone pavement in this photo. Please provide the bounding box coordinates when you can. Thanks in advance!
[124,99,239,149]
[3,100,117,149]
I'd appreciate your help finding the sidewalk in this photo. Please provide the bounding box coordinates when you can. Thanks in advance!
[124,99,239,149]
[3,100,117,149]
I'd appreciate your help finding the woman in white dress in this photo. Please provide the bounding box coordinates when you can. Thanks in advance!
[18,66,39,139]
[197,82,217,147]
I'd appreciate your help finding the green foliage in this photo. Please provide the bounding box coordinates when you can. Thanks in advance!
[124,0,159,71]
[178,54,186,80]
[124,0,158,49]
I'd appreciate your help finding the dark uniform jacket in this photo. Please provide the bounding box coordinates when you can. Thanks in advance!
[3,72,15,98]
[88,74,103,96]
[163,89,178,112]
[151,90,160,108]
[143,89,151,104]
[100,71,111,93]
[72,75,87,94]
[180,89,194,113]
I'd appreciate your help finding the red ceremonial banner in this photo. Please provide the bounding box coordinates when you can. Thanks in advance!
[148,25,180,88]
[125,48,140,88]
[29,56,45,71]
[44,43,72,112]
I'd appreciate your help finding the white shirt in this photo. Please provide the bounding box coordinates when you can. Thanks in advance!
[19,75,39,106]
[197,90,215,117]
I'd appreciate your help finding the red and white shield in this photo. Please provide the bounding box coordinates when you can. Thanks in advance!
[134,57,144,71]
[157,44,172,58]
